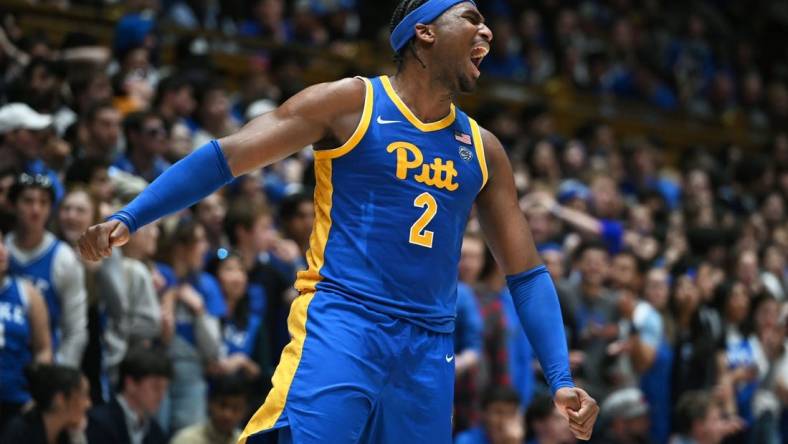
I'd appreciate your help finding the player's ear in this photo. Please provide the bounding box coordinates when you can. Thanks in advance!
[414,23,436,45]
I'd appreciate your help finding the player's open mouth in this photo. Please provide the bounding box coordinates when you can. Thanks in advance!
[469,44,489,77]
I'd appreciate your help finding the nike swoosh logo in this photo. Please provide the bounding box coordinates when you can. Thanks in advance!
[376,116,401,125]
[445,354,454,363]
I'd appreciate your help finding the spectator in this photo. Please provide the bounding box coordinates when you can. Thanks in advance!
[5,174,87,367]
[156,219,224,433]
[153,76,195,139]
[670,391,726,444]
[224,201,296,367]
[190,81,240,150]
[193,192,228,258]
[0,103,64,201]
[594,387,651,444]
[169,374,248,444]
[455,386,525,444]
[0,167,17,234]
[57,187,160,390]
[525,394,576,444]
[0,364,91,444]
[75,101,122,162]
[639,268,675,444]
[716,281,758,425]
[748,294,786,443]
[669,274,724,406]
[278,191,314,260]
[85,346,171,444]
[68,71,114,120]
[476,246,535,409]
[113,111,170,182]
[239,0,292,43]
[561,241,619,400]
[64,158,115,205]
[0,229,52,429]
[205,250,263,381]
[119,221,165,351]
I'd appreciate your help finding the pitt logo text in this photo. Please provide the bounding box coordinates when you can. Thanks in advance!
[386,141,459,191]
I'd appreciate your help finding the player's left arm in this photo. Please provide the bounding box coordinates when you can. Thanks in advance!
[475,128,599,440]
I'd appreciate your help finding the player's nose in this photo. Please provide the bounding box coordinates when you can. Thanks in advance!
[479,23,493,43]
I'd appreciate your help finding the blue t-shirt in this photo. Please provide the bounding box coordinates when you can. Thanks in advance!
[454,426,490,444]
[157,263,226,346]
[455,282,482,354]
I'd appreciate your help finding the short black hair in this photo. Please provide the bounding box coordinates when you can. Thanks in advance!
[481,386,521,409]
[118,345,173,391]
[674,390,713,435]
[526,394,554,424]
[279,191,313,222]
[574,240,609,262]
[155,74,193,108]
[65,157,109,187]
[84,100,117,124]
[9,173,55,205]
[123,110,164,152]
[224,201,270,246]
[390,0,429,66]
[25,364,83,411]
[208,374,249,402]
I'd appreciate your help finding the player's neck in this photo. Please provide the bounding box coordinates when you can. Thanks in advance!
[389,67,454,123]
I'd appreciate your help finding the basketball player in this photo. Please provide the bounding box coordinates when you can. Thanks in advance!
[79,1,600,442]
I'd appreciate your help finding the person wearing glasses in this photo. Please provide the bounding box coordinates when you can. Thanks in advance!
[4,174,88,367]
[113,111,171,183]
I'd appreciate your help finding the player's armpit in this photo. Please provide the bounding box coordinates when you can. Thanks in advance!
[475,128,542,274]
[220,77,367,176]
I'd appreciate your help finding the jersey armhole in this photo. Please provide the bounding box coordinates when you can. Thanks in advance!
[16,279,30,310]
[314,77,374,160]
[469,118,489,190]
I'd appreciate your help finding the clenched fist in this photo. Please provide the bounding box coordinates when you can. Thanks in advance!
[554,387,599,441]
[78,220,130,261]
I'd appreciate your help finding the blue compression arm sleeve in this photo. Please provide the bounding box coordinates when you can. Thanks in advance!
[506,264,574,395]
[109,140,234,233]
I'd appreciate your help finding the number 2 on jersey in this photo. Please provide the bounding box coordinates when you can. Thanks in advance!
[409,192,438,248]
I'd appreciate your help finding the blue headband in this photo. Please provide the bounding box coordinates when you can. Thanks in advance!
[390,0,476,53]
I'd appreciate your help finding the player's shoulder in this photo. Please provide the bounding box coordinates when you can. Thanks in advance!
[297,77,368,112]
[475,123,507,168]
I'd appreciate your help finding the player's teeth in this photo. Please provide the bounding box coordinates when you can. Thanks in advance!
[472,46,489,58]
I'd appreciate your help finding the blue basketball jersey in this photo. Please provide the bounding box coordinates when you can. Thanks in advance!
[295,75,488,333]
[8,239,62,349]
[0,276,33,404]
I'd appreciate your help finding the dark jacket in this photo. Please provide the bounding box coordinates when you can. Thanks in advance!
[0,410,70,444]
[85,398,166,444]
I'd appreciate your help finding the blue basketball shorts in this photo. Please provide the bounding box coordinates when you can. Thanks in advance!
[239,289,455,444]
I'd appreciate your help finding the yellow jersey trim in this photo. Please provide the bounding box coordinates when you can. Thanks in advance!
[238,292,315,442]
[294,160,333,291]
[314,77,374,160]
[380,75,456,132]
[469,118,488,190]
[240,156,336,441]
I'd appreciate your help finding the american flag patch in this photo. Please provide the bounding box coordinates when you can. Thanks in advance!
[455,131,471,144]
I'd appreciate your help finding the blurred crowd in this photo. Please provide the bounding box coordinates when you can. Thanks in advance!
[0,1,787,444]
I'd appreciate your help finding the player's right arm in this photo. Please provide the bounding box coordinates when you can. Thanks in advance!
[79,78,366,261]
